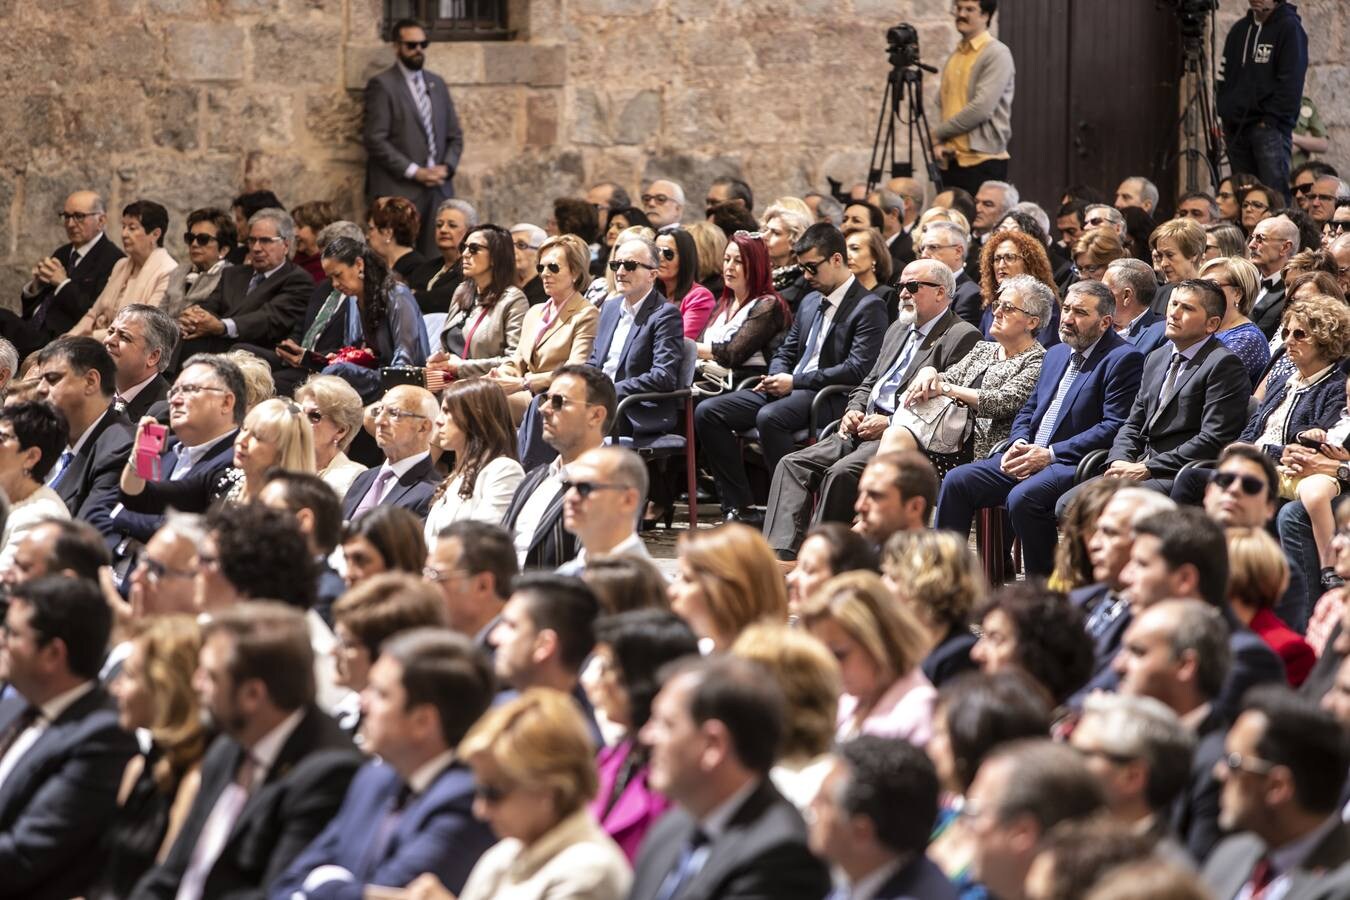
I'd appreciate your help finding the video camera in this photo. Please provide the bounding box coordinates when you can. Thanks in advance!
[886,23,922,71]
[1159,0,1217,42]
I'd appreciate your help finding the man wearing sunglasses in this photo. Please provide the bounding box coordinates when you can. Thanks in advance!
[556,445,650,576]
[363,17,465,257]
[1289,160,1336,213]
[1248,215,1300,339]
[1203,445,1279,531]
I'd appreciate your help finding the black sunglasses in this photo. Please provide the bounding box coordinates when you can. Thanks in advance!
[183,232,218,247]
[608,259,656,272]
[401,40,429,50]
[1293,182,1314,196]
[560,479,629,499]
[1211,470,1266,496]
[541,393,589,411]
[657,247,676,261]
[536,262,562,275]
[899,280,941,294]
[799,259,826,276]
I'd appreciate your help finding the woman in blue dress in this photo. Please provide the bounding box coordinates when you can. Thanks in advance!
[1202,255,1270,388]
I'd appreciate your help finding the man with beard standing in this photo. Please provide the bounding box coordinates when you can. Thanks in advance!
[363,18,464,257]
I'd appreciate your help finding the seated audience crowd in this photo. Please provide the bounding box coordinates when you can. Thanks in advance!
[7,147,1350,900]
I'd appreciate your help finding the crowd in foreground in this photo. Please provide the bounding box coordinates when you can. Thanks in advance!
[4,155,1350,900]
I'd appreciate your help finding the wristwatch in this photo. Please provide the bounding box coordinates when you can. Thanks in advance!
[1337,463,1350,485]
[941,382,952,396]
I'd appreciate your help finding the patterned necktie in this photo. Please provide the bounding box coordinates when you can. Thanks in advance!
[302,290,348,351]
[113,393,128,414]
[793,300,832,376]
[1160,352,1185,403]
[869,329,916,415]
[1034,352,1085,446]
[412,73,437,165]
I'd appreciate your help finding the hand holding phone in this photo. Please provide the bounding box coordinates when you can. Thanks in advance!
[134,422,168,481]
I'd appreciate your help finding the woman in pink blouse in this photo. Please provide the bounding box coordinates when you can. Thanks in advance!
[655,227,715,339]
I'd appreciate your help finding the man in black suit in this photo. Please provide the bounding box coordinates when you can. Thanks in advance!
[0,576,138,900]
[501,365,612,570]
[258,471,348,628]
[763,258,980,559]
[178,208,314,360]
[1063,279,1250,516]
[363,18,465,257]
[697,224,888,524]
[630,655,831,900]
[342,384,440,522]
[131,603,361,900]
[103,304,175,421]
[32,336,133,539]
[917,220,982,327]
[807,736,958,900]
[1,190,125,358]
[427,521,517,650]
[1247,214,1299,340]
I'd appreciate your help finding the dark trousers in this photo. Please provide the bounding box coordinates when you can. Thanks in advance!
[763,432,880,556]
[1225,122,1294,206]
[693,388,826,512]
[936,455,1077,577]
[941,157,1010,198]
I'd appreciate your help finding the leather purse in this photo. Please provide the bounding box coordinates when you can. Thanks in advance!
[890,395,973,454]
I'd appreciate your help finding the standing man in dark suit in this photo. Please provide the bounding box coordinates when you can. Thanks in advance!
[270,629,496,900]
[501,366,612,570]
[588,235,684,437]
[807,736,958,900]
[0,576,138,900]
[696,224,888,524]
[936,280,1144,576]
[1203,687,1350,900]
[342,384,440,522]
[103,304,175,422]
[178,208,315,360]
[763,259,980,559]
[130,603,361,900]
[918,220,982,327]
[364,18,465,258]
[1064,279,1250,515]
[32,336,133,539]
[630,655,831,900]
[1,190,125,358]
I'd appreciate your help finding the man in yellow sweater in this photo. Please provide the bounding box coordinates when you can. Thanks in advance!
[934,0,1016,197]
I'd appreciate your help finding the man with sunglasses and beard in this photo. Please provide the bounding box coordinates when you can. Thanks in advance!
[363,18,464,257]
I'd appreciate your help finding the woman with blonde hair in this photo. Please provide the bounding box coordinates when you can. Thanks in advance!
[91,615,209,898]
[667,522,789,652]
[685,219,729,297]
[407,689,630,900]
[1148,217,1207,313]
[423,377,523,540]
[761,199,813,311]
[1201,255,1268,386]
[799,570,935,745]
[222,397,316,503]
[732,622,841,813]
[294,374,367,497]
[881,530,985,687]
[1226,526,1314,687]
[224,348,276,411]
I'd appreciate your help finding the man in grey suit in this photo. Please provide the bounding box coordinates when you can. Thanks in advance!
[762,258,981,559]
[364,18,465,257]
[1203,686,1350,900]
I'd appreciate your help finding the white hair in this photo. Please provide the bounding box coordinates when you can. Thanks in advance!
[999,274,1054,322]
[1126,176,1160,210]
[982,180,1020,210]
[437,198,479,227]
[1112,487,1178,526]
[649,179,686,206]
[1013,202,1051,237]
[0,338,17,382]
[908,258,956,297]
[923,220,969,254]
[510,223,547,249]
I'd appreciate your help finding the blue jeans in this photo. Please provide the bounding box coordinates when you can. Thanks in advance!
[1225,122,1294,206]
[1276,499,1319,633]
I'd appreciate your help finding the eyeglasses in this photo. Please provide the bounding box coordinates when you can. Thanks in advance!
[167,384,228,400]
[136,556,195,583]
[992,253,1024,265]
[799,257,834,276]
[473,782,514,804]
[608,259,656,272]
[512,240,539,252]
[245,236,284,246]
[657,247,676,261]
[536,262,562,274]
[1309,193,1338,204]
[641,193,673,205]
[1085,217,1111,227]
[918,243,959,254]
[1216,191,1235,201]
[371,406,428,422]
[1211,470,1267,496]
[1223,752,1276,776]
[1248,233,1271,246]
[422,566,466,583]
[183,232,218,247]
[58,211,99,222]
[462,242,489,256]
[993,300,1034,316]
[1242,200,1270,211]
[1327,222,1350,235]
[541,393,590,411]
[400,40,429,50]
[1077,263,1107,278]
[899,280,941,294]
[1281,326,1310,343]
[561,479,630,499]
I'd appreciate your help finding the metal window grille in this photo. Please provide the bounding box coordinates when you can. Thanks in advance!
[386,0,512,41]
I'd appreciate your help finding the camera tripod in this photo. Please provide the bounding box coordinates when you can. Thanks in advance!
[867,63,943,194]
[1167,31,1225,193]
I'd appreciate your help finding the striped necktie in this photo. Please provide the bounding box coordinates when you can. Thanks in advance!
[412,73,436,165]
[1034,352,1085,447]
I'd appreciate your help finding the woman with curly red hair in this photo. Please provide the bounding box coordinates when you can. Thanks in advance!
[978,228,1060,347]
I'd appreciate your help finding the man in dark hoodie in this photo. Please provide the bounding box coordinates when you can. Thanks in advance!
[1216,0,1308,204]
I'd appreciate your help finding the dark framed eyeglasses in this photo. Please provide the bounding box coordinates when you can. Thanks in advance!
[993,300,1034,316]
[1241,200,1270,211]
[461,242,489,256]
[1211,470,1266,496]
[536,262,562,274]
[992,253,1024,265]
[1293,182,1315,196]
[1281,326,1310,343]
[183,232,218,247]
[58,211,99,222]
[400,40,429,50]
[608,259,656,272]
[899,280,941,295]
[640,193,672,205]
[513,240,539,252]
[561,479,630,499]
[798,258,829,276]
[657,247,676,261]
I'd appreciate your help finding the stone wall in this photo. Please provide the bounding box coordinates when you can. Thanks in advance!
[1,0,1345,303]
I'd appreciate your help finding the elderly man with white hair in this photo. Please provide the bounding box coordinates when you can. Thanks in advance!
[1247,213,1301,338]
[1115,176,1159,215]
[510,222,548,305]
[920,220,983,326]
[641,178,685,228]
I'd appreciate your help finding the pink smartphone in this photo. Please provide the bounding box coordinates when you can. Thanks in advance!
[135,423,168,481]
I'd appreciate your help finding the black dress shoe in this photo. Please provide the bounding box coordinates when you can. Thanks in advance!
[724,507,764,527]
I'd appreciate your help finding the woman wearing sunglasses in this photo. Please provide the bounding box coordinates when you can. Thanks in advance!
[654,226,716,339]
[318,236,430,403]
[294,374,368,498]
[161,207,236,320]
[426,224,528,380]
[489,234,599,424]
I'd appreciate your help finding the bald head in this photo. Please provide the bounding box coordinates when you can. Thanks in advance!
[60,190,108,245]
[373,384,438,461]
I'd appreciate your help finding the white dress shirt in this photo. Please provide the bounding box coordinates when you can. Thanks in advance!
[512,459,565,566]
[602,293,648,381]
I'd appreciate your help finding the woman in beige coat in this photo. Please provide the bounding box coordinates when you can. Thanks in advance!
[68,200,177,341]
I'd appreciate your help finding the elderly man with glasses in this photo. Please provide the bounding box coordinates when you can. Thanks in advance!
[340,384,439,522]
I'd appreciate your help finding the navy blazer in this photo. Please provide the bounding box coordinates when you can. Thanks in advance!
[867,855,959,900]
[0,686,139,900]
[113,428,240,544]
[950,270,984,329]
[1240,363,1347,460]
[587,288,684,436]
[1007,329,1144,465]
[54,406,134,539]
[769,278,888,392]
[1067,582,1132,706]
[1107,337,1251,478]
[270,758,495,900]
[1121,308,1168,357]
[341,455,440,522]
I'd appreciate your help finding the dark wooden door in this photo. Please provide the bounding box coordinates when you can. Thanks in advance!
[1000,0,1181,211]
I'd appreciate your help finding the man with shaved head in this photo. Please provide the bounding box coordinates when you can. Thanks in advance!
[341,384,440,521]
[1,190,126,357]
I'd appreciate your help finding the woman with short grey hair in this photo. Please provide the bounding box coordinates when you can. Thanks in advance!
[411,199,479,315]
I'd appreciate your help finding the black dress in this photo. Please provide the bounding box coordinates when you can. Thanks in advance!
[87,745,184,900]
[392,249,429,286]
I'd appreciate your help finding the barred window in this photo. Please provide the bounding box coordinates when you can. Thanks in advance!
[385,0,512,42]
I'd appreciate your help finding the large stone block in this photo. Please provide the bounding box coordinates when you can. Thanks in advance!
[568,0,647,17]
[205,90,296,151]
[466,150,586,223]
[455,86,525,152]
[1312,65,1350,128]
[252,20,345,88]
[305,89,366,151]
[525,92,560,146]
[57,90,150,154]
[345,44,391,90]
[15,160,120,263]
[570,88,611,146]
[615,91,661,146]
[147,85,201,152]
[165,23,247,82]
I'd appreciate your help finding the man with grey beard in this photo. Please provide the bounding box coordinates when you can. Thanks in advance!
[935,279,1145,575]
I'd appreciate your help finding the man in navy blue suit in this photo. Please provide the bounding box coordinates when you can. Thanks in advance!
[1104,258,1167,355]
[271,628,496,900]
[341,384,440,523]
[807,736,957,900]
[935,280,1143,575]
[588,235,684,438]
[695,223,888,523]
